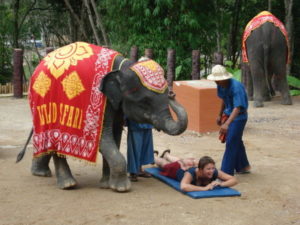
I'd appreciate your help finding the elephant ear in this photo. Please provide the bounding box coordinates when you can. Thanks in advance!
[100,70,123,111]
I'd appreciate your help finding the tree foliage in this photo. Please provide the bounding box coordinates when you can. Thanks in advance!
[0,0,299,83]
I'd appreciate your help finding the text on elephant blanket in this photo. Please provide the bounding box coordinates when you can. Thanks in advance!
[36,102,84,129]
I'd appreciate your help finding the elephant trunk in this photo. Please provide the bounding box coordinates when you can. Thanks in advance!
[154,98,188,136]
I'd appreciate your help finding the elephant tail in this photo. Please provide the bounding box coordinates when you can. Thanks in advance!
[16,128,33,163]
[263,45,272,95]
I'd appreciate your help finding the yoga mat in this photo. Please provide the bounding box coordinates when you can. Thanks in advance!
[145,167,241,199]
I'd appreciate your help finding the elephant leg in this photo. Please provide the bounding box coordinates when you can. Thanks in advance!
[271,62,292,105]
[247,71,254,101]
[52,154,77,189]
[250,62,267,107]
[31,154,52,177]
[100,140,130,192]
[274,76,292,105]
[99,157,110,189]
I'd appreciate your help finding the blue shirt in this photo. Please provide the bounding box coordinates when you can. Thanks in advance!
[176,167,218,186]
[126,119,153,131]
[217,79,248,121]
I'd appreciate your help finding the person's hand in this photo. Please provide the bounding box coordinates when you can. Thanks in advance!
[219,123,229,134]
[205,183,215,190]
[216,115,222,126]
[211,180,221,187]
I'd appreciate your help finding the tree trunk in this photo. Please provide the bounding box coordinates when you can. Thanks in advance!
[13,0,20,48]
[13,49,23,98]
[167,49,176,91]
[130,46,138,62]
[191,50,200,80]
[268,0,272,12]
[90,0,109,46]
[227,0,242,68]
[213,0,222,52]
[63,0,88,41]
[84,0,101,45]
[285,0,294,75]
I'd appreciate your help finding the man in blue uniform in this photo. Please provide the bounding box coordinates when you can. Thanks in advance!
[207,65,251,175]
[126,119,154,181]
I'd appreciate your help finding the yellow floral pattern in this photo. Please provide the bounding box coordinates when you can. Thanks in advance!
[44,42,93,79]
[32,71,51,97]
[61,71,85,99]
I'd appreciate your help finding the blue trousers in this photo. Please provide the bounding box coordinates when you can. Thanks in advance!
[127,129,154,174]
[221,119,250,175]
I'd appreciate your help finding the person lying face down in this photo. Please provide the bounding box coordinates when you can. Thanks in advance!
[154,151,237,191]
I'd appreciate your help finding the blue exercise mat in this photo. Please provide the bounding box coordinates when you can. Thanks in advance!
[144,167,241,199]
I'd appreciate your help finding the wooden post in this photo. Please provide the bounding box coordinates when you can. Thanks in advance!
[13,49,24,98]
[46,47,54,55]
[145,48,153,59]
[191,50,200,80]
[212,52,224,66]
[167,49,176,92]
[130,46,138,62]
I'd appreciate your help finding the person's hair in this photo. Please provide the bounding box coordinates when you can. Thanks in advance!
[198,156,215,169]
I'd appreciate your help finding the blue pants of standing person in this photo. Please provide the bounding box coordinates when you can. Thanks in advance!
[127,129,154,174]
[221,119,250,175]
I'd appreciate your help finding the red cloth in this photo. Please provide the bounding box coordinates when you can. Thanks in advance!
[29,42,120,163]
[130,59,167,93]
[160,161,181,179]
[242,11,290,64]
[219,114,229,143]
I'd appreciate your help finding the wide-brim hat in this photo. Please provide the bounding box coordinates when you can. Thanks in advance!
[207,65,233,81]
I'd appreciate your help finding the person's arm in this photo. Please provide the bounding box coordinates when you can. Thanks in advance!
[180,172,213,192]
[219,106,240,134]
[217,101,225,126]
[216,170,238,187]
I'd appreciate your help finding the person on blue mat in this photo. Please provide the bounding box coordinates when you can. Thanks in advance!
[207,64,251,175]
[154,150,237,192]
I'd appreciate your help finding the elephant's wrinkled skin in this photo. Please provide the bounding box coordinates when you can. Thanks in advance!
[244,22,292,107]
[27,54,188,192]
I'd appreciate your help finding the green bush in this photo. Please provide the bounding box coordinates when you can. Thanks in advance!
[287,75,300,96]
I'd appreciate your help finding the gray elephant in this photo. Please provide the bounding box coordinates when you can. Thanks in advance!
[17,42,187,192]
[242,11,292,107]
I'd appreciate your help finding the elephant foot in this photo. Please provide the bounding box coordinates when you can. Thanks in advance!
[253,100,264,108]
[99,176,110,189]
[109,174,131,192]
[248,96,254,101]
[56,175,77,189]
[281,98,292,105]
[31,167,52,177]
[31,155,52,177]
[263,96,272,102]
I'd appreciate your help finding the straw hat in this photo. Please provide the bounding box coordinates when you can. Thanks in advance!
[207,65,233,81]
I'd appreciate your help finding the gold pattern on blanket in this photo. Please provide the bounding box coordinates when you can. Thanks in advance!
[61,71,85,99]
[44,42,94,79]
[32,71,52,97]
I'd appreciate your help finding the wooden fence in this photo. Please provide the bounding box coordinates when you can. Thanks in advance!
[1,47,224,97]
[0,82,29,95]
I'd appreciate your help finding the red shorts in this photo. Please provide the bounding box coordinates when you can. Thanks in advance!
[160,161,181,179]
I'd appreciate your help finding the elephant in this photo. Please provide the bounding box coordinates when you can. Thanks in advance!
[241,11,292,107]
[17,42,188,192]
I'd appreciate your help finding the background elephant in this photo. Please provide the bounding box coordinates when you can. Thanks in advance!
[242,12,292,107]
[18,45,188,192]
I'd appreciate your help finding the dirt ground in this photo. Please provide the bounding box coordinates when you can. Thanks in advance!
[0,96,300,225]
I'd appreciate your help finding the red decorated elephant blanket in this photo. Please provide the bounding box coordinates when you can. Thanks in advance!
[242,11,290,63]
[29,42,120,163]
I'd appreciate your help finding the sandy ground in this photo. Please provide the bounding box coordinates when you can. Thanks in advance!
[0,96,300,225]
